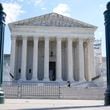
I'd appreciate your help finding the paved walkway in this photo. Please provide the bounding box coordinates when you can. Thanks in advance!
[0,99,110,110]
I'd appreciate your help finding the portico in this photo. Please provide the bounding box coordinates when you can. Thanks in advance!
[9,13,97,82]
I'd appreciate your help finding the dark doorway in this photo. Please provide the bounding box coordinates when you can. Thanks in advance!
[49,62,56,81]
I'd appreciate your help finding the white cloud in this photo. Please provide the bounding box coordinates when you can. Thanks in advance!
[35,0,43,5]
[30,0,44,6]
[53,4,71,17]
[3,2,24,23]
[99,3,106,11]
[1,0,24,3]
[41,7,47,10]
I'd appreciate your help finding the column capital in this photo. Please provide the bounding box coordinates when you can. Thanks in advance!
[67,37,73,41]
[11,34,16,37]
[78,39,84,46]
[33,37,39,40]
[78,38,84,42]
[11,37,16,40]
[45,37,49,40]
[83,42,87,47]
[87,38,94,43]
[75,38,83,43]
[57,37,62,41]
[22,36,27,40]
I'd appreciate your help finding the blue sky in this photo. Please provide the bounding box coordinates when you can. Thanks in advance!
[1,0,109,56]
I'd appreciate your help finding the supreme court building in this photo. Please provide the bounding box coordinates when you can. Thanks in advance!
[8,13,97,82]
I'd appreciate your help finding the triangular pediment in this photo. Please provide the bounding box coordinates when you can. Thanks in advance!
[10,13,96,28]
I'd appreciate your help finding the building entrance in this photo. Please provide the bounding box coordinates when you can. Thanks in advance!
[49,62,56,81]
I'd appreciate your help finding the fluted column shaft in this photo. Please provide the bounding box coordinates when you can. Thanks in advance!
[67,38,74,81]
[21,37,27,81]
[44,37,49,81]
[56,38,62,81]
[88,40,95,80]
[32,37,39,81]
[78,39,85,81]
[10,37,16,79]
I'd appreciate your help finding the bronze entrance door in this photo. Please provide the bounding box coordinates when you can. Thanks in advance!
[49,62,56,81]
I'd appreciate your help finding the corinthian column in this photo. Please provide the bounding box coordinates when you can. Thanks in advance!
[32,37,39,81]
[88,39,95,80]
[44,37,49,81]
[78,39,85,81]
[56,38,62,81]
[10,37,16,80]
[21,37,27,81]
[67,38,74,81]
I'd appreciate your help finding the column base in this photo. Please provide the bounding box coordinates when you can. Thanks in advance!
[18,79,26,82]
[79,79,86,82]
[0,87,4,104]
[31,78,38,82]
[43,78,50,82]
[67,79,75,82]
[104,87,110,106]
[55,79,63,82]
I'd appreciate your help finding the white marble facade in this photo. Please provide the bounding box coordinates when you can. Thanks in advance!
[8,13,97,82]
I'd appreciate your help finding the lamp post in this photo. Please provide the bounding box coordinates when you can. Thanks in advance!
[0,3,6,104]
[104,2,110,106]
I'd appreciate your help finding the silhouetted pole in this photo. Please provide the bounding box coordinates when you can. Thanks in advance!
[0,3,6,104]
[104,1,110,106]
